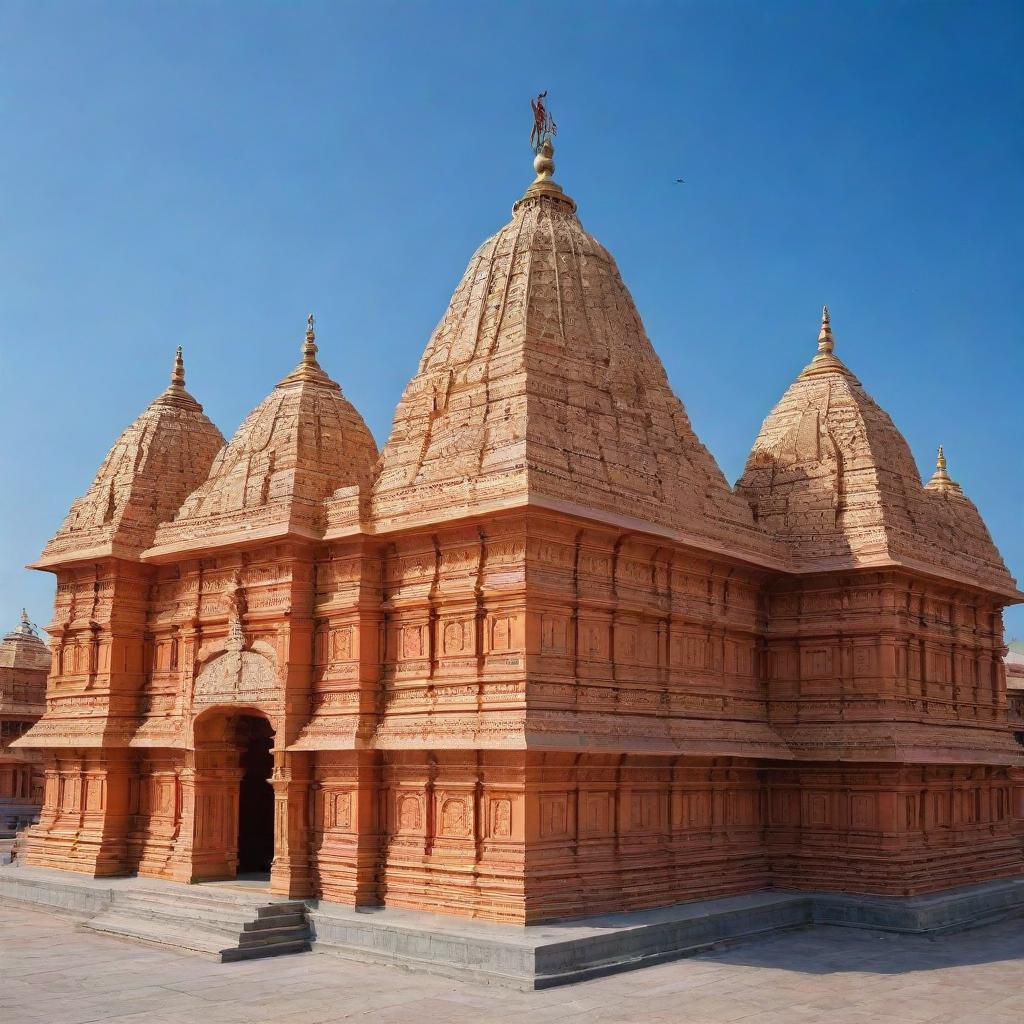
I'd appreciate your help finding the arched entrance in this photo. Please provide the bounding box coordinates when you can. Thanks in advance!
[235,715,274,874]
[187,709,276,882]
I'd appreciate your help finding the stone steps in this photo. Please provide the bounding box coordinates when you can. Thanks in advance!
[128,886,268,909]
[245,910,307,930]
[5,865,1021,986]
[82,889,311,962]
[85,914,229,957]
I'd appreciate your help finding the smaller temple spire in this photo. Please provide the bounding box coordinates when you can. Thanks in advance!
[925,444,963,494]
[171,345,186,388]
[14,609,36,637]
[303,313,318,366]
[817,306,834,356]
[277,311,336,388]
[153,343,204,411]
[802,304,852,378]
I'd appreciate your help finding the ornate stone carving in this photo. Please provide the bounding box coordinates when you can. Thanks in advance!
[491,798,512,837]
[440,796,471,837]
[18,118,1023,926]
[148,320,378,558]
[397,794,422,831]
[36,351,224,566]
[193,624,278,706]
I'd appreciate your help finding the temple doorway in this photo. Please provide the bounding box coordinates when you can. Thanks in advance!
[189,708,278,884]
[235,715,274,874]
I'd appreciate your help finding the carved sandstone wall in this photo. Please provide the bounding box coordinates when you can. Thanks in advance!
[0,613,49,828]
[15,140,1023,922]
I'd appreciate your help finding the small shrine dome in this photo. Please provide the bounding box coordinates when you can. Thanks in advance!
[0,610,51,672]
[737,309,1016,594]
[147,317,379,558]
[36,348,225,568]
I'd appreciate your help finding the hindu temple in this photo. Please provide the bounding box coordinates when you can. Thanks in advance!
[0,611,49,834]
[11,123,1023,929]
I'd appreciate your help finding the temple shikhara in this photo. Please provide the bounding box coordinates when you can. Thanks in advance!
[0,612,49,833]
[13,118,1023,926]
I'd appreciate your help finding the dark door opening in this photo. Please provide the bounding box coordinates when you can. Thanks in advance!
[236,715,275,874]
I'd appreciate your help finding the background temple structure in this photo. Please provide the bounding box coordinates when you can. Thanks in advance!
[0,611,48,834]
[12,135,1023,924]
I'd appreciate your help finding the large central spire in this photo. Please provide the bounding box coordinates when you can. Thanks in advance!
[371,121,768,556]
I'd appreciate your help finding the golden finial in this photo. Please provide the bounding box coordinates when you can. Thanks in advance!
[516,92,575,212]
[532,138,554,182]
[803,304,855,378]
[302,313,319,366]
[925,444,962,493]
[171,345,185,387]
[278,311,337,388]
[817,305,834,356]
[530,90,557,182]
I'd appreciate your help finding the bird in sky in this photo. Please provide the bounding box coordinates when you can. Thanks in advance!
[675,178,685,183]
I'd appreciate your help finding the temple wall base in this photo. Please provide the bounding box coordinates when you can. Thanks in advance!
[15,751,1024,923]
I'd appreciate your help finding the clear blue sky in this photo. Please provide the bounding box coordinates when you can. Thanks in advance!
[1,1,1021,637]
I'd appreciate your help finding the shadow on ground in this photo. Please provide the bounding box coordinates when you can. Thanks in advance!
[694,914,1024,975]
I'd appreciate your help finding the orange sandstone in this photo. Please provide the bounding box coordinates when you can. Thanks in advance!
[0,612,49,831]
[14,137,1023,921]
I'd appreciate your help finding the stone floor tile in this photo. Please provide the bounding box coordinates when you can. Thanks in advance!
[1,904,1022,1024]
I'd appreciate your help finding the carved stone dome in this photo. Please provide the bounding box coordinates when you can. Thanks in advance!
[737,309,1016,594]
[148,319,378,558]
[37,349,225,567]
[0,610,50,672]
[371,143,769,558]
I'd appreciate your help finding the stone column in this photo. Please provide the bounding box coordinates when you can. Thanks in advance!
[136,755,185,879]
[68,748,136,877]
[270,749,314,898]
[312,750,381,906]
[165,763,198,882]
[186,745,242,882]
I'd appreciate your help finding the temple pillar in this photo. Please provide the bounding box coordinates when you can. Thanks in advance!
[92,749,137,875]
[192,748,242,881]
[164,762,198,882]
[311,750,381,905]
[270,749,314,898]
[135,754,185,879]
[22,750,136,876]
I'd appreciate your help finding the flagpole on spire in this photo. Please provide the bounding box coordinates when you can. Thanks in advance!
[516,91,575,212]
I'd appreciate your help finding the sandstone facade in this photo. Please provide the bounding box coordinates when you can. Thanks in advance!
[0,612,49,831]
[15,140,1023,921]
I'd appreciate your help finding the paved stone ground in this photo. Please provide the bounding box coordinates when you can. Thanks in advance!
[2,904,1022,1024]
